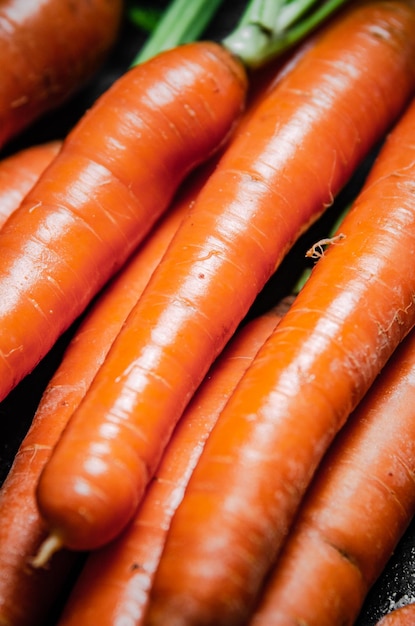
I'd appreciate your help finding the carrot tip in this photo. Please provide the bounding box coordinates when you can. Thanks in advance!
[30,533,63,569]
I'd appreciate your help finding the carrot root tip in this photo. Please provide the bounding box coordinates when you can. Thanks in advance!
[30,533,63,569]
[305,233,346,259]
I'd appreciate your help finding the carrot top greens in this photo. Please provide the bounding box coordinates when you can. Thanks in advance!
[130,0,225,65]
[130,0,350,68]
[224,0,350,68]
[127,5,162,34]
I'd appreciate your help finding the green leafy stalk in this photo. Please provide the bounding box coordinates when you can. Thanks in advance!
[130,0,225,66]
[128,6,162,34]
[128,0,351,71]
[223,0,350,69]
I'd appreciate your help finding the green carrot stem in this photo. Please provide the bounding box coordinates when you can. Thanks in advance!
[128,6,162,34]
[223,0,350,68]
[130,0,225,66]
[130,0,350,69]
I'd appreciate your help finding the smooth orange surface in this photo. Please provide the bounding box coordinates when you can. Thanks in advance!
[0,141,61,227]
[36,0,415,562]
[0,40,247,400]
[144,18,415,626]
[0,171,200,626]
[57,302,291,626]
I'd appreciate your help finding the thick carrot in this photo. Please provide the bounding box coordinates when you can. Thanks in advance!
[0,32,300,620]
[0,0,123,149]
[142,91,415,625]
[0,165,204,626]
[0,140,61,227]
[0,0,352,403]
[375,605,415,626]
[0,40,247,401]
[249,325,415,626]
[35,0,415,556]
[56,298,293,626]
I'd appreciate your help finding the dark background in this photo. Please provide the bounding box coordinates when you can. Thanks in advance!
[0,1,414,624]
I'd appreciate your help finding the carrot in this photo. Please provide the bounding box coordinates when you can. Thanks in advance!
[0,45,299,626]
[375,605,415,626]
[249,324,415,626]
[0,0,124,149]
[0,157,207,626]
[0,8,305,614]
[0,38,247,402]
[35,0,415,558]
[142,90,415,625]
[55,297,293,626]
[0,140,61,228]
[0,0,347,403]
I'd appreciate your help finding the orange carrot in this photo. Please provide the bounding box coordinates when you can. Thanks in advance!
[0,140,61,228]
[375,605,415,626]
[0,166,202,626]
[249,324,415,626]
[56,298,293,626]
[142,90,415,625]
[0,36,301,620]
[0,40,247,401]
[0,0,123,148]
[35,0,415,557]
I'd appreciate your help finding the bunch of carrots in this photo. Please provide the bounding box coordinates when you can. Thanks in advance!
[2,0,415,624]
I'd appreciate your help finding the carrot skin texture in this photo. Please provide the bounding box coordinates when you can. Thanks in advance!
[35,0,415,553]
[0,140,61,227]
[0,41,247,401]
[250,325,415,626]
[144,81,415,626]
[56,300,292,626]
[0,0,123,148]
[0,178,199,626]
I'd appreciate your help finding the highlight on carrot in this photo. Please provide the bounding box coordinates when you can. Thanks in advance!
[0,0,123,149]
[143,85,415,625]
[34,0,415,561]
[0,37,247,403]
[249,323,415,626]
[0,140,61,228]
[0,155,206,626]
[55,297,293,626]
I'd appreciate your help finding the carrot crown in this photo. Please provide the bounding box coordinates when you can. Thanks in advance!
[223,0,350,68]
[129,0,350,69]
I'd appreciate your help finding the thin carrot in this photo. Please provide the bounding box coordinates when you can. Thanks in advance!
[35,0,415,558]
[375,605,415,626]
[0,164,202,626]
[55,297,293,626]
[249,325,415,626]
[143,91,415,625]
[0,0,123,149]
[0,38,247,402]
[0,140,61,228]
